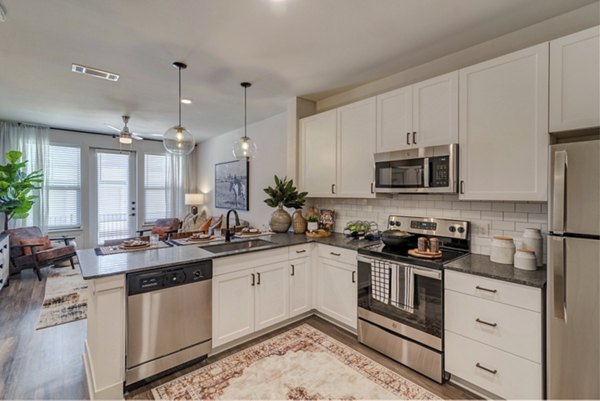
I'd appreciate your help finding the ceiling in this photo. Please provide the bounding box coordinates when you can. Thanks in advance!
[0,0,596,141]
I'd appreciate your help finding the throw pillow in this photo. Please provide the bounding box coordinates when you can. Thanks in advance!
[21,236,52,256]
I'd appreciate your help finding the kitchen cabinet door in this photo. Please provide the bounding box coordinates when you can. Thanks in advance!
[459,43,549,201]
[377,86,413,152]
[318,258,357,329]
[212,269,255,347]
[289,258,311,317]
[550,26,600,132]
[254,262,290,331]
[299,110,337,197]
[337,97,377,198]
[412,71,458,147]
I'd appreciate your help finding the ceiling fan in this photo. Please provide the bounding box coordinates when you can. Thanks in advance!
[105,115,149,144]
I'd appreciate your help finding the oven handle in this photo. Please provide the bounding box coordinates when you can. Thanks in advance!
[357,255,442,280]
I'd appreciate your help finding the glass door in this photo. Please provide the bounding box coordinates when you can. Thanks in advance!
[91,149,137,245]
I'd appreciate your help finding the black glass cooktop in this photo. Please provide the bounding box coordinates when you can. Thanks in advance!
[358,242,469,270]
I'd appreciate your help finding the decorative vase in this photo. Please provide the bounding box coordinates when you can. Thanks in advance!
[292,209,307,234]
[270,204,292,233]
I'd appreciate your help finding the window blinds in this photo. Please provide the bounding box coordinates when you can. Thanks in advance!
[144,154,167,223]
[47,145,81,229]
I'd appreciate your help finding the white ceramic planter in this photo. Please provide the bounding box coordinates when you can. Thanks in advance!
[522,228,543,267]
[514,249,537,271]
[307,222,319,232]
[490,236,516,265]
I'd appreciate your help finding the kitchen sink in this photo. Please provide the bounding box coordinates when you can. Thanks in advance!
[199,239,275,254]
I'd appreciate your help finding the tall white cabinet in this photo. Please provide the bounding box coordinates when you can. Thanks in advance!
[458,43,549,201]
[299,97,376,198]
[550,26,600,132]
[376,71,458,152]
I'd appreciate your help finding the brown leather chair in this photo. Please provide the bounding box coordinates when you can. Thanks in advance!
[102,218,181,246]
[7,227,77,281]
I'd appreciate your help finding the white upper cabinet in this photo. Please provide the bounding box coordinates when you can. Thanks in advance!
[376,72,458,152]
[377,86,413,152]
[412,71,459,147]
[299,109,337,197]
[299,99,376,198]
[337,97,377,198]
[550,26,600,132]
[459,43,549,201]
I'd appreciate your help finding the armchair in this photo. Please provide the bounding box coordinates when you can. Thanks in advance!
[136,218,181,240]
[7,227,77,281]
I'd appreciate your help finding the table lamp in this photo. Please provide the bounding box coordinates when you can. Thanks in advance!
[184,193,204,215]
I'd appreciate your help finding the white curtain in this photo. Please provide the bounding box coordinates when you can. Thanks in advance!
[0,121,50,232]
[165,152,195,220]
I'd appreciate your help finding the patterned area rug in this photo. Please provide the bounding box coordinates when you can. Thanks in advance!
[36,266,87,330]
[152,324,440,400]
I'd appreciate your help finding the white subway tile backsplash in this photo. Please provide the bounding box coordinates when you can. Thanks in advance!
[307,196,547,257]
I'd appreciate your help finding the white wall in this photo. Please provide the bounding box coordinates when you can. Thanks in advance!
[196,112,288,229]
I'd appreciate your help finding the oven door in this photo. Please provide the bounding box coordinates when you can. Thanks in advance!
[357,255,442,350]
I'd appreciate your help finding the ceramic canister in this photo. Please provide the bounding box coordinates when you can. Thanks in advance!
[522,228,543,267]
[490,236,516,265]
[514,249,537,271]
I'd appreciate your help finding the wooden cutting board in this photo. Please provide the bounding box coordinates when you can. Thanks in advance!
[408,248,442,259]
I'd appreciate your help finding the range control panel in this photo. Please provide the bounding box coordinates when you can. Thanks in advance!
[388,215,469,240]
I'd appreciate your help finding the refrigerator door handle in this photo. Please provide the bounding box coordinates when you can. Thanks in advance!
[550,236,566,320]
[552,150,567,234]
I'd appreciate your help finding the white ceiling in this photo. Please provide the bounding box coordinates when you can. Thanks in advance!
[0,0,595,141]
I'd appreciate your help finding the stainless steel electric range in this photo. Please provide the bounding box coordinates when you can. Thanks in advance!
[357,215,470,383]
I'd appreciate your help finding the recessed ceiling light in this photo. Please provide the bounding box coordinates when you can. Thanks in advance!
[181,98,192,104]
[71,63,119,81]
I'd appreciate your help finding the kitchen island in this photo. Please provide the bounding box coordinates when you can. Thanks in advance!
[78,233,375,400]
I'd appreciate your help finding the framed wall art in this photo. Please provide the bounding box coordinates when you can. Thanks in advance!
[214,159,249,211]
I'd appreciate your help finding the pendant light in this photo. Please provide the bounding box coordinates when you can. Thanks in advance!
[233,82,257,160]
[163,61,195,155]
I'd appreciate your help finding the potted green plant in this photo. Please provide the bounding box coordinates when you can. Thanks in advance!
[0,150,44,231]
[263,175,307,233]
[306,214,319,232]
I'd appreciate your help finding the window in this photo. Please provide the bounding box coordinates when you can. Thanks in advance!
[144,154,167,223]
[47,145,81,229]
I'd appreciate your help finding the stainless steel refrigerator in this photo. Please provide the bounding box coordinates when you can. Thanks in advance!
[548,138,600,399]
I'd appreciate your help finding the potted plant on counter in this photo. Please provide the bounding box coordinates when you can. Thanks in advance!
[263,175,307,233]
[306,214,319,232]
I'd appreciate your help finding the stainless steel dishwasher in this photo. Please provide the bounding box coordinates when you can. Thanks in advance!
[126,260,212,386]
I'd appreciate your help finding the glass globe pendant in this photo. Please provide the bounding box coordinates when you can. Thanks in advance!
[164,62,195,155]
[233,82,258,160]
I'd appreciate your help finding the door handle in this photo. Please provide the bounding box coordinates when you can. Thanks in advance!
[370,182,374,194]
[251,273,255,286]
[256,272,261,285]
[476,363,497,375]
[129,213,136,217]
[412,131,417,144]
[476,318,498,327]
[406,132,411,145]
[475,285,497,293]
[551,236,566,320]
[331,184,336,194]
[460,180,465,194]
[352,271,356,283]
[291,264,295,276]
[552,150,567,234]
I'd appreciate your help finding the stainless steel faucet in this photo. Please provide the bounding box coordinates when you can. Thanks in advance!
[225,209,240,242]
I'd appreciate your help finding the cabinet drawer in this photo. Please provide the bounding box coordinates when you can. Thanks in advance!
[445,331,542,399]
[444,270,541,312]
[213,248,288,276]
[288,244,312,259]
[445,289,542,363]
[318,244,356,265]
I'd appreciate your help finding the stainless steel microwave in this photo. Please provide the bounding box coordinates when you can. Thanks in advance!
[374,144,458,193]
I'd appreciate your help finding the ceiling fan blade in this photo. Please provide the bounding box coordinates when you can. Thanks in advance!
[131,134,144,141]
[105,123,122,132]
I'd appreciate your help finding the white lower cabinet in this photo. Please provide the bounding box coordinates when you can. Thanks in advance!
[445,270,543,399]
[289,257,311,316]
[317,256,357,329]
[254,262,290,331]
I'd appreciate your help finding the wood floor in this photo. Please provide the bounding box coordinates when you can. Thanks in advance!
[0,268,478,400]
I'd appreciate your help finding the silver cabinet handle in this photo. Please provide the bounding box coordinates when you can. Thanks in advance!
[476,318,497,327]
[412,131,417,144]
[406,132,411,145]
[475,285,497,293]
[550,236,566,320]
[295,249,306,254]
[460,180,465,194]
[331,184,336,194]
[256,272,261,285]
[370,182,374,194]
[251,273,255,286]
[291,264,295,276]
[352,271,356,283]
[552,150,567,234]
[330,252,341,256]
[476,363,497,374]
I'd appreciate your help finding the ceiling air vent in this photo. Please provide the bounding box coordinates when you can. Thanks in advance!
[71,63,119,82]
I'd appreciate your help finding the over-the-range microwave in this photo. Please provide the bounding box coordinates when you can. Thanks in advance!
[374,144,458,194]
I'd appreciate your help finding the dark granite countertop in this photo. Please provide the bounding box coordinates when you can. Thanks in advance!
[444,253,547,288]
[78,232,379,280]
